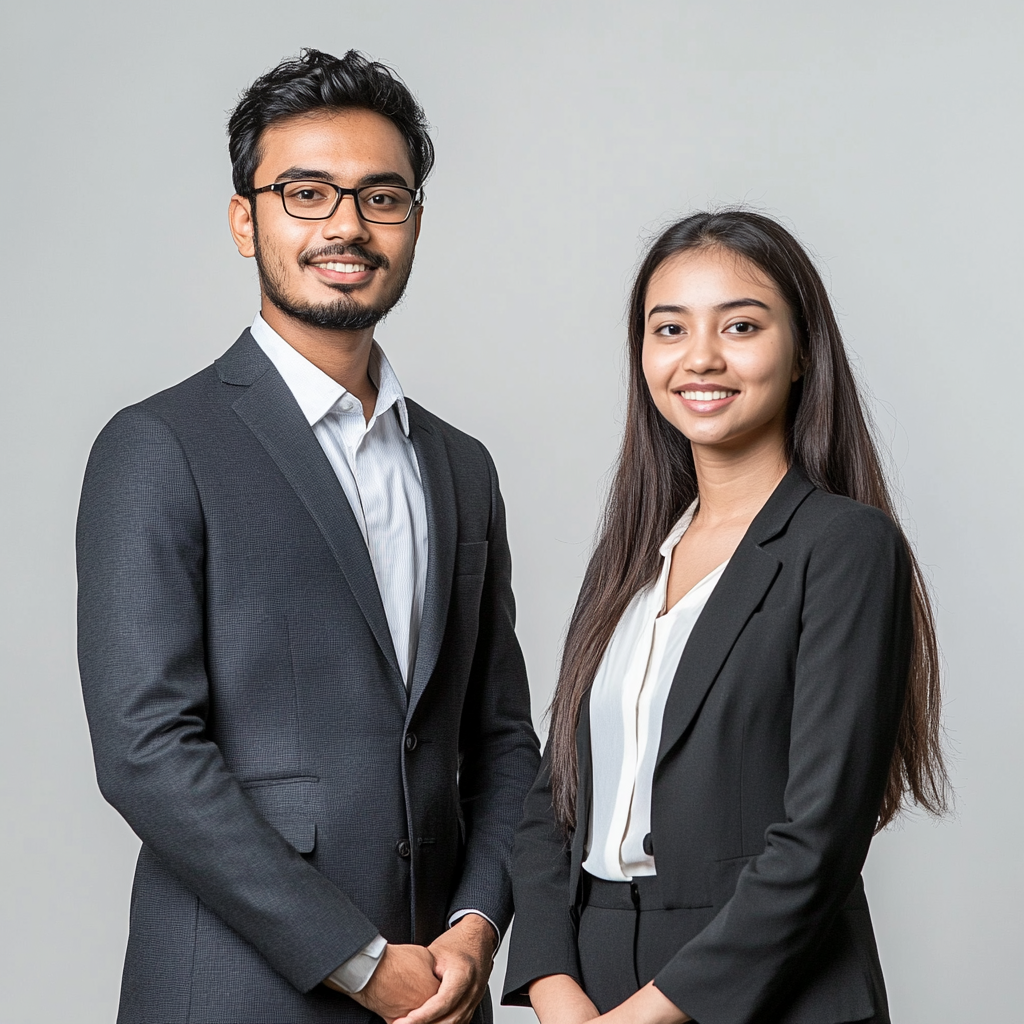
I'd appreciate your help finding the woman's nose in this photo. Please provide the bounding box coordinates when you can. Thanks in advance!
[684,327,725,373]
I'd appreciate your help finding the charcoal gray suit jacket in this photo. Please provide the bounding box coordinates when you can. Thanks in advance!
[77,330,540,1024]
[503,466,911,1024]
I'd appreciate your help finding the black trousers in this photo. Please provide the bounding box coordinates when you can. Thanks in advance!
[577,872,883,1023]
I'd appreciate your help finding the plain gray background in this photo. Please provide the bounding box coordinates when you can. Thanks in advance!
[2,1,1021,1020]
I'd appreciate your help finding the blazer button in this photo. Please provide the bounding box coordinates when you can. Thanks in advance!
[405,733,418,751]
[396,839,412,858]
[642,833,654,856]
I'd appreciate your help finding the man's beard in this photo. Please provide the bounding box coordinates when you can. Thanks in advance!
[253,220,414,332]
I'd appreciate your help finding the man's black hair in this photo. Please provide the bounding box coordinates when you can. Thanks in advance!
[228,48,434,195]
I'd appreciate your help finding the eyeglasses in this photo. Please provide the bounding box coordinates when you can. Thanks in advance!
[249,179,422,224]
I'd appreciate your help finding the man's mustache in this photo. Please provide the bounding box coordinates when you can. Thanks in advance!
[300,244,389,270]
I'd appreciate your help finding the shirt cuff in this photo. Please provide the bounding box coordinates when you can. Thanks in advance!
[448,909,501,955]
[326,933,387,994]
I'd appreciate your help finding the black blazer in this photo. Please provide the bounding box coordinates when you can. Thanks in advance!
[503,466,911,1024]
[77,330,540,1024]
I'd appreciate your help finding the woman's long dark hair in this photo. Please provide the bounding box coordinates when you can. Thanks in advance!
[548,209,948,833]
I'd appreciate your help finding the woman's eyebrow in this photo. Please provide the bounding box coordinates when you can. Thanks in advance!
[647,298,771,320]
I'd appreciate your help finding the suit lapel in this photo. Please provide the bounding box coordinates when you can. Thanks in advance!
[220,332,403,686]
[655,464,815,769]
[406,402,457,713]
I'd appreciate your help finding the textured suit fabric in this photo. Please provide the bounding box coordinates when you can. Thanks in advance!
[503,465,911,1024]
[77,330,540,1024]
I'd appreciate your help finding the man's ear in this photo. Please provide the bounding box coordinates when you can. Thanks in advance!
[413,203,423,244]
[229,194,256,258]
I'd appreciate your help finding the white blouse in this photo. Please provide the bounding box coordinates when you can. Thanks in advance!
[582,502,728,881]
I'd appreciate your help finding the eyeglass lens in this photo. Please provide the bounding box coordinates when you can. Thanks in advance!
[279,181,414,222]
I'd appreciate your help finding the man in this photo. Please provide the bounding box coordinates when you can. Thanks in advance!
[77,49,540,1024]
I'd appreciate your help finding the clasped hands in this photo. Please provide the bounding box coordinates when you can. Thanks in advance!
[329,913,496,1024]
[529,974,690,1024]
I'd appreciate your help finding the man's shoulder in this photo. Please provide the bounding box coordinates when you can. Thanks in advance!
[115,331,262,427]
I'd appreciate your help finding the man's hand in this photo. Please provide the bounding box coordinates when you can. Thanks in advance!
[334,944,440,1022]
[391,914,497,1024]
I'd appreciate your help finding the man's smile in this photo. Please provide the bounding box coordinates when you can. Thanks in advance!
[307,259,377,284]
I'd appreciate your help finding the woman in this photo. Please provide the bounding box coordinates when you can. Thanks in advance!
[502,211,947,1024]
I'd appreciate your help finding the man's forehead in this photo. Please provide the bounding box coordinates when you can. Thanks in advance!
[256,108,415,183]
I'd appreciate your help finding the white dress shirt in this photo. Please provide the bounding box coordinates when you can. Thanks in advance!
[251,313,426,685]
[250,314,493,992]
[583,502,729,882]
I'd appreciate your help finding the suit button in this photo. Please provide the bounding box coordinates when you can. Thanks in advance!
[642,833,654,856]
[396,840,411,858]
[405,733,418,751]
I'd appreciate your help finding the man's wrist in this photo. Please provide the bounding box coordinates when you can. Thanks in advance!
[325,934,387,993]
[447,909,499,954]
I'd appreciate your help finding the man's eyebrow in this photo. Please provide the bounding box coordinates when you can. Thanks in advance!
[358,172,413,187]
[647,298,771,320]
[271,168,413,188]
[274,167,333,182]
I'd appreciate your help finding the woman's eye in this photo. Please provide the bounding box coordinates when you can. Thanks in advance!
[655,324,683,336]
[727,321,757,334]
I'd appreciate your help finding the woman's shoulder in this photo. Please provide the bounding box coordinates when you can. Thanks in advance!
[786,487,904,556]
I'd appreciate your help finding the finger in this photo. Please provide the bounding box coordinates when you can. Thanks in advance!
[419,995,481,1024]
[390,982,461,1024]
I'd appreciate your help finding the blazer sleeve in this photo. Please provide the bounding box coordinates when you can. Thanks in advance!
[654,505,913,1024]
[76,406,380,994]
[444,442,541,935]
[501,745,583,1005]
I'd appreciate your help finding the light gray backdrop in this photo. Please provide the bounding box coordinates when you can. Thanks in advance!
[2,1,1021,1020]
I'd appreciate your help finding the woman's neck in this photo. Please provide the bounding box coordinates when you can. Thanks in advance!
[691,430,789,529]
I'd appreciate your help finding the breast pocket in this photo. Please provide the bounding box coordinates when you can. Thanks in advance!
[455,541,488,577]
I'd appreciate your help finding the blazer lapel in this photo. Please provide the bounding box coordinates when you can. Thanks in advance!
[218,331,403,685]
[655,464,815,768]
[406,402,458,712]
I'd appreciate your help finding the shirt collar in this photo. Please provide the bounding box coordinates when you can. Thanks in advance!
[249,312,410,436]
[658,499,700,558]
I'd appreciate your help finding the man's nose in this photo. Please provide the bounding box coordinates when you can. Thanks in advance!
[322,193,371,243]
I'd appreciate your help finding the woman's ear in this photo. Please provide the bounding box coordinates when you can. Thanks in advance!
[792,344,809,382]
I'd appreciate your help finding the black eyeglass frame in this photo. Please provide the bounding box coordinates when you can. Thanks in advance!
[248,180,423,223]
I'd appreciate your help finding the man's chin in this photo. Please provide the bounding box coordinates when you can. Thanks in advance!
[268,294,386,332]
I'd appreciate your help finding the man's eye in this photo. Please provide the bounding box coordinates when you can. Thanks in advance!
[284,183,332,203]
[365,191,400,206]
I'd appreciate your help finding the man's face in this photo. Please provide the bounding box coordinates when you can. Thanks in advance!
[230,107,422,332]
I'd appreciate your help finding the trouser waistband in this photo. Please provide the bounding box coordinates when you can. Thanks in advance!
[581,870,666,910]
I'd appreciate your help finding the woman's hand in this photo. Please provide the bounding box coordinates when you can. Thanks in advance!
[593,982,690,1024]
[528,974,600,1024]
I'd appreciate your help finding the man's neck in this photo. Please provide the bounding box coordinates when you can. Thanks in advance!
[260,301,379,415]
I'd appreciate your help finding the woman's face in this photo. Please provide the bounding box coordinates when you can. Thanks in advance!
[642,246,802,454]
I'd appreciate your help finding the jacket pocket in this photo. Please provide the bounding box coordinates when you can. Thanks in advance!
[242,776,319,854]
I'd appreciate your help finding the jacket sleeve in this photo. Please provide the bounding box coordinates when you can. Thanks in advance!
[500,745,583,1005]
[76,406,380,994]
[654,506,913,1024]
[444,442,541,935]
